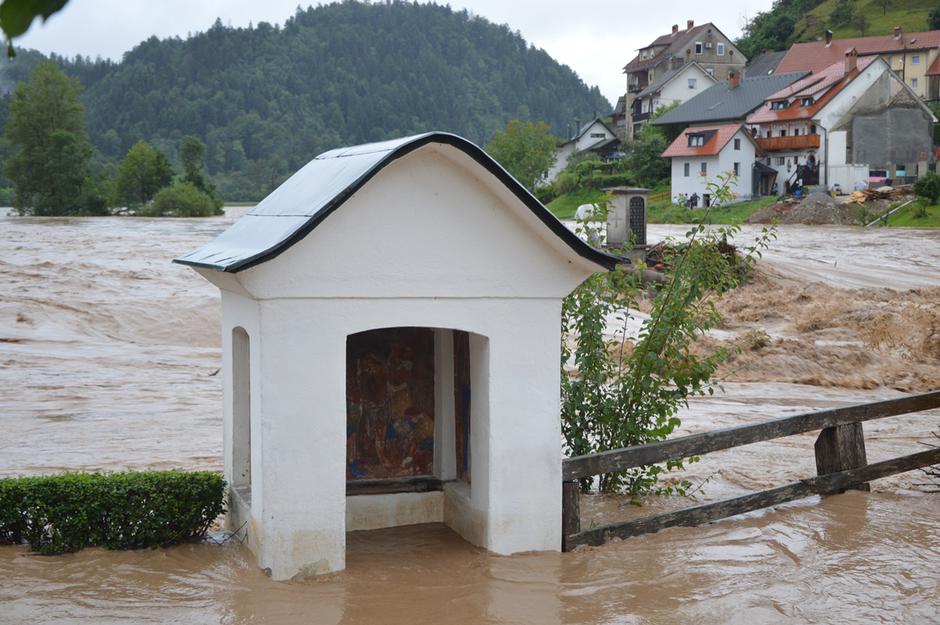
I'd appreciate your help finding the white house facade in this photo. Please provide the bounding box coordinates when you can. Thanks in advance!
[747,51,935,192]
[546,118,619,182]
[175,133,616,581]
[632,62,717,134]
[663,124,758,205]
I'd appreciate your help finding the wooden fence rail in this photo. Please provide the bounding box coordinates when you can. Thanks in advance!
[561,390,940,551]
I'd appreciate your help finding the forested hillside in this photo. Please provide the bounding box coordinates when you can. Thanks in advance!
[0,1,609,200]
[737,0,939,60]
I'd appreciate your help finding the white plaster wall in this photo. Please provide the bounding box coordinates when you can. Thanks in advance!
[546,143,575,182]
[669,130,755,203]
[248,296,564,580]
[217,289,264,552]
[829,130,848,167]
[346,492,444,531]
[573,120,615,152]
[657,64,715,108]
[816,60,889,131]
[237,145,600,300]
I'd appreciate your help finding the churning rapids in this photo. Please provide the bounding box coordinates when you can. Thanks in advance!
[1,210,939,624]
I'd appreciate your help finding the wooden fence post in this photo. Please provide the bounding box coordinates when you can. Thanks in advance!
[562,480,580,551]
[815,422,869,492]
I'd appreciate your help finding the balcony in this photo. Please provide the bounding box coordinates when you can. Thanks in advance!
[755,134,820,152]
[628,83,644,94]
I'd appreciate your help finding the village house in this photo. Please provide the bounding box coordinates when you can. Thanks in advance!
[174,132,617,581]
[747,49,936,191]
[662,123,760,205]
[624,20,747,137]
[776,27,940,101]
[545,117,619,182]
[652,70,809,128]
[630,62,718,129]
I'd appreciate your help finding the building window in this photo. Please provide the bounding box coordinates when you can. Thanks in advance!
[810,124,817,134]
[684,162,690,177]
[590,132,605,138]
[717,42,725,56]
[794,128,801,136]
[734,138,741,150]
[733,162,740,176]
[771,100,788,110]
[912,55,920,65]
[706,68,714,75]
[775,157,785,166]
[779,129,787,137]
[700,161,707,175]
[688,134,705,147]
[688,78,697,89]
[912,77,919,89]
[801,97,814,106]
[695,42,703,54]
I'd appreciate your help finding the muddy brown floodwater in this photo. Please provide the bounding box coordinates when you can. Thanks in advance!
[1,213,939,624]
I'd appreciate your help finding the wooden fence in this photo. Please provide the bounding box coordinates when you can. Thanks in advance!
[647,190,670,204]
[561,390,940,550]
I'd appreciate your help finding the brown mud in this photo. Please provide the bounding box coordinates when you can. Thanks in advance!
[1,214,939,624]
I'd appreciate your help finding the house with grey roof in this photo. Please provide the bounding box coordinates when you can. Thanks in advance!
[624,20,747,137]
[651,70,809,127]
[745,50,787,78]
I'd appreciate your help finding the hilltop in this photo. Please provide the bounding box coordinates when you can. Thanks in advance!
[0,1,610,201]
[737,0,938,58]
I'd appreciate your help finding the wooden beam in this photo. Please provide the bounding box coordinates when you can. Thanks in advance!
[563,390,940,480]
[566,446,940,548]
[346,476,444,496]
[815,423,869,492]
[561,481,581,552]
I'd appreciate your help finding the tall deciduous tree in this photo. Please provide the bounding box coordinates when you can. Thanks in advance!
[113,140,173,207]
[4,61,101,215]
[485,119,557,191]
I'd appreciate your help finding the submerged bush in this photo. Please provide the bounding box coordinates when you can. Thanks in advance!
[142,181,222,217]
[0,470,225,554]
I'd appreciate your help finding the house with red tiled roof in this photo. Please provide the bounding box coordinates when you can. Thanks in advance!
[776,27,940,100]
[624,21,746,137]
[747,49,935,192]
[661,122,760,206]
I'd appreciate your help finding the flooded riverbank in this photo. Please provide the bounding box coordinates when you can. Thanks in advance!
[1,491,937,625]
[1,213,938,623]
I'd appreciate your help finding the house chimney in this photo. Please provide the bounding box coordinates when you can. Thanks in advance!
[687,19,694,30]
[894,26,902,40]
[825,29,833,46]
[672,24,679,35]
[728,70,740,89]
[844,48,858,74]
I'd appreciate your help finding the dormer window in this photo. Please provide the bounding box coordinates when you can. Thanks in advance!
[688,133,706,147]
[771,100,788,110]
[801,97,814,106]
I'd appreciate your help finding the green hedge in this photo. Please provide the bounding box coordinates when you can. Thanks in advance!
[0,471,226,554]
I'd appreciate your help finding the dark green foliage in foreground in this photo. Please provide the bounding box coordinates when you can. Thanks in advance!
[142,181,222,217]
[0,471,225,554]
[0,1,609,201]
[0,0,68,56]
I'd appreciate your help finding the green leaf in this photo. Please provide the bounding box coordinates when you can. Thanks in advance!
[0,0,67,38]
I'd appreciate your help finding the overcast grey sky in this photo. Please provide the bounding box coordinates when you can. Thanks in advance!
[17,0,774,104]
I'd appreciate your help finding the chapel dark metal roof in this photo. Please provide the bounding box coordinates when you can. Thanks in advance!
[174,132,620,273]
